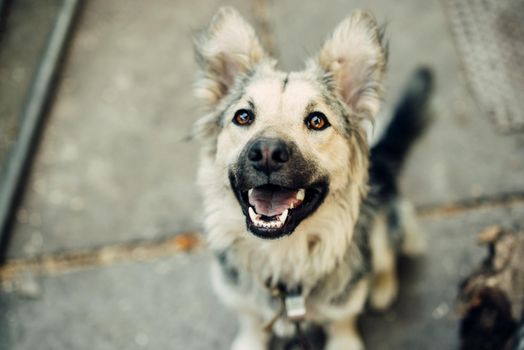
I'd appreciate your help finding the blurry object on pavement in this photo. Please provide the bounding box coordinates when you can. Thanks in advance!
[458,226,524,350]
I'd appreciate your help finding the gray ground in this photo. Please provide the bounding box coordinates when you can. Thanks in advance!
[1,0,523,349]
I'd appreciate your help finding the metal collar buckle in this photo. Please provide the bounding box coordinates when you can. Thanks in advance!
[264,283,306,332]
[284,291,306,321]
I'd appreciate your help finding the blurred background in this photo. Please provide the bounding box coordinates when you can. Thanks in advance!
[0,0,523,349]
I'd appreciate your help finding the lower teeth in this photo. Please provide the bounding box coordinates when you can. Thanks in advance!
[248,207,289,228]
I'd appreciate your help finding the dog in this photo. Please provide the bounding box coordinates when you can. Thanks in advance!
[193,7,433,350]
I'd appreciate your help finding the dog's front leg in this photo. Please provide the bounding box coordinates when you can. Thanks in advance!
[326,316,364,350]
[321,278,369,350]
[231,313,269,350]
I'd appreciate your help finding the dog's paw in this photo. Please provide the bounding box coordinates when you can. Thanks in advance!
[402,224,426,257]
[231,333,266,350]
[398,199,426,257]
[326,334,364,350]
[370,271,398,311]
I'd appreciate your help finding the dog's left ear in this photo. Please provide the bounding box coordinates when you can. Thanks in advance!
[312,10,387,119]
[194,7,267,107]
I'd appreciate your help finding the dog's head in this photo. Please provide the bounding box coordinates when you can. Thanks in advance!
[194,8,386,240]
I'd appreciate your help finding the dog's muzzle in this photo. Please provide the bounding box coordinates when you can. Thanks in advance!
[230,137,329,239]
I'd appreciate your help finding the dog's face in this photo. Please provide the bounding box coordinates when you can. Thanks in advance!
[195,8,386,240]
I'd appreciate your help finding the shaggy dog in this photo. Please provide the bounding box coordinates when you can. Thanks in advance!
[193,7,432,350]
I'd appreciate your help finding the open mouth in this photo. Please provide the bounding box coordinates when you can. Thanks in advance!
[231,180,329,239]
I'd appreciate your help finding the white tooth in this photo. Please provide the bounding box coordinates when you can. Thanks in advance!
[279,209,289,224]
[296,189,305,201]
[248,207,258,222]
[248,189,253,197]
[290,203,294,209]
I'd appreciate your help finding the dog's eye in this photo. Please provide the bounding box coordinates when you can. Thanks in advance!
[305,112,330,131]
[232,109,255,126]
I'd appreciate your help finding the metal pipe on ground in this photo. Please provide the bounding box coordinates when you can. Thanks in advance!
[0,0,82,263]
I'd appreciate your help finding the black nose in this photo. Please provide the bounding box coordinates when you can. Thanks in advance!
[247,138,290,174]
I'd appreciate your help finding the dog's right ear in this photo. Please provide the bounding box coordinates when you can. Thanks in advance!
[194,7,266,107]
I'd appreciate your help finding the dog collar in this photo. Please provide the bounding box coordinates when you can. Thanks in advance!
[263,282,306,331]
[263,282,312,349]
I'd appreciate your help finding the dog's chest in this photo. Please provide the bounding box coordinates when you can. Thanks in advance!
[216,233,370,318]
[228,235,341,289]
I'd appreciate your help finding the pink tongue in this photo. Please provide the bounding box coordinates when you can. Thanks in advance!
[248,187,302,217]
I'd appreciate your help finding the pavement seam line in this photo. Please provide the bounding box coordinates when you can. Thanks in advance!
[1,192,523,284]
[416,191,524,219]
[0,233,203,284]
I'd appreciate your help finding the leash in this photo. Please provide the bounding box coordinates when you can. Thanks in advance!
[263,282,313,350]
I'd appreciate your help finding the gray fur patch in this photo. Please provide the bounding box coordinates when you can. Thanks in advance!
[216,251,239,285]
[387,199,409,251]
